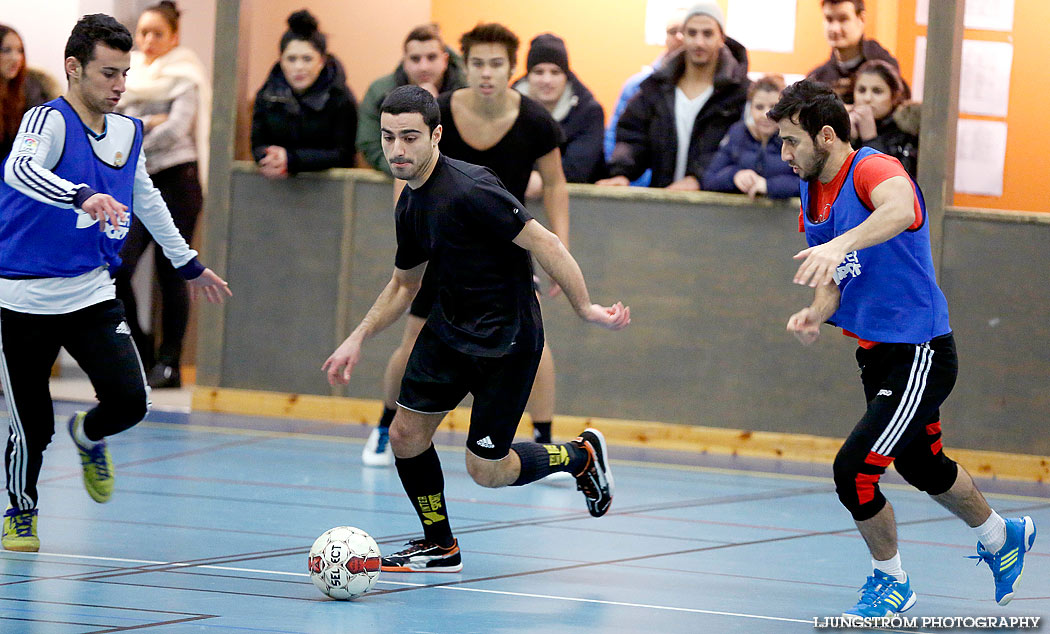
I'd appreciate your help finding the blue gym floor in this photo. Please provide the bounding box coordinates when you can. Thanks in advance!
[1,401,1048,633]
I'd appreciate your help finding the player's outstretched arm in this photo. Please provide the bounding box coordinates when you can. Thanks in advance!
[513,220,630,330]
[793,175,917,288]
[787,281,840,345]
[323,263,426,385]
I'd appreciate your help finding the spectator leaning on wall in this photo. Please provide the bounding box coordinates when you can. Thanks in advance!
[599,2,750,190]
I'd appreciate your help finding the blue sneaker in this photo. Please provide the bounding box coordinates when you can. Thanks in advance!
[361,426,394,467]
[973,515,1036,605]
[843,569,916,621]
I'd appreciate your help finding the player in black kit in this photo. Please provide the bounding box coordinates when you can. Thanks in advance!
[324,85,630,572]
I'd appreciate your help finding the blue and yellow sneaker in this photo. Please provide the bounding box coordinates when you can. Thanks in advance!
[2,507,39,552]
[973,515,1036,605]
[68,411,114,503]
[843,569,916,622]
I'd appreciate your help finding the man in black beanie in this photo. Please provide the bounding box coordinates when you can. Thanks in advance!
[514,33,606,188]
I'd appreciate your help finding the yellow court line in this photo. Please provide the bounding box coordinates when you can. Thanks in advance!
[138,420,1050,503]
[189,386,1050,485]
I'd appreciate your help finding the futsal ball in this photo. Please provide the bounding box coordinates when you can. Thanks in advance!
[308,526,382,599]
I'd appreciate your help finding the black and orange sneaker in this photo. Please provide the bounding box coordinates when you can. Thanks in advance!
[380,538,462,573]
[572,428,614,517]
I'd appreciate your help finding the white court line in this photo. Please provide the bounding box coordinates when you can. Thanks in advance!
[14,552,815,625]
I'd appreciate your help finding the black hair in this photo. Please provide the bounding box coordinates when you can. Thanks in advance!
[64,13,133,70]
[855,59,906,107]
[280,9,326,55]
[460,22,519,65]
[144,1,181,33]
[822,0,864,13]
[767,79,851,142]
[380,85,441,134]
[404,23,444,51]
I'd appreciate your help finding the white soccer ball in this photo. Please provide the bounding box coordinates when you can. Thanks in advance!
[307,526,381,599]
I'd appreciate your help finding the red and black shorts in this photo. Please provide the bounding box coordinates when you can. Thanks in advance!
[833,333,960,521]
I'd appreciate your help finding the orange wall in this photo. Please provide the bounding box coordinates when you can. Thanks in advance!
[430,0,889,125]
[894,0,1048,212]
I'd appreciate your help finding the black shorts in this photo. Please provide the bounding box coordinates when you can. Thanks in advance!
[397,325,542,460]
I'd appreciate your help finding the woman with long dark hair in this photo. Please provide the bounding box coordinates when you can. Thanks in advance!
[1,25,58,159]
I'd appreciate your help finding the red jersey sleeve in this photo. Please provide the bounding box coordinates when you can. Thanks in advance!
[853,153,923,230]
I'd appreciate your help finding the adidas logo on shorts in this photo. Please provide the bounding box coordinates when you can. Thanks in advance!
[115,321,132,336]
[877,389,893,397]
[476,436,495,449]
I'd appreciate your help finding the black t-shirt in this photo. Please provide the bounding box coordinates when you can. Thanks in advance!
[437,90,563,203]
[394,155,544,357]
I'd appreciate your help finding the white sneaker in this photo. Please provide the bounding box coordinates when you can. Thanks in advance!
[361,427,394,467]
[541,471,575,487]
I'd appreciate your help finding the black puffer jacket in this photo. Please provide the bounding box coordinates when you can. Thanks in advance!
[853,101,921,179]
[251,56,358,174]
[807,38,909,104]
[608,39,750,187]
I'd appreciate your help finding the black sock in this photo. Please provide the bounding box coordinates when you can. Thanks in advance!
[510,441,588,486]
[532,421,552,444]
[378,407,396,429]
[394,444,454,546]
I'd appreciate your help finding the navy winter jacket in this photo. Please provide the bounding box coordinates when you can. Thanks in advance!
[702,121,799,199]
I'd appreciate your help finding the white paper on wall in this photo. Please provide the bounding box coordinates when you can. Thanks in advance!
[645,0,696,46]
[725,0,796,53]
[916,0,1015,32]
[911,38,1012,117]
[955,119,1008,197]
[912,36,926,103]
[960,40,1013,117]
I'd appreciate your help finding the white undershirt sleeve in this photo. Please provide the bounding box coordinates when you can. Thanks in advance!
[2,106,90,208]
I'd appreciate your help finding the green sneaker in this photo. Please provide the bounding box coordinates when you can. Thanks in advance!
[2,507,39,552]
[68,411,114,503]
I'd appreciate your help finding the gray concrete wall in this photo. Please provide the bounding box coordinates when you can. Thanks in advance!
[216,165,1050,455]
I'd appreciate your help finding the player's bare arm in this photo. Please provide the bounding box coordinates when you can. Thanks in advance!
[513,219,630,330]
[534,149,569,248]
[534,148,569,297]
[793,175,917,287]
[787,281,840,345]
[324,263,426,385]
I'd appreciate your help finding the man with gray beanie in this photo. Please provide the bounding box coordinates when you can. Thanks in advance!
[513,33,606,189]
[599,1,749,190]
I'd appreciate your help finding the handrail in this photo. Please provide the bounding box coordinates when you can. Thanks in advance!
[230,162,1050,220]
[945,206,1050,225]
[230,160,795,207]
